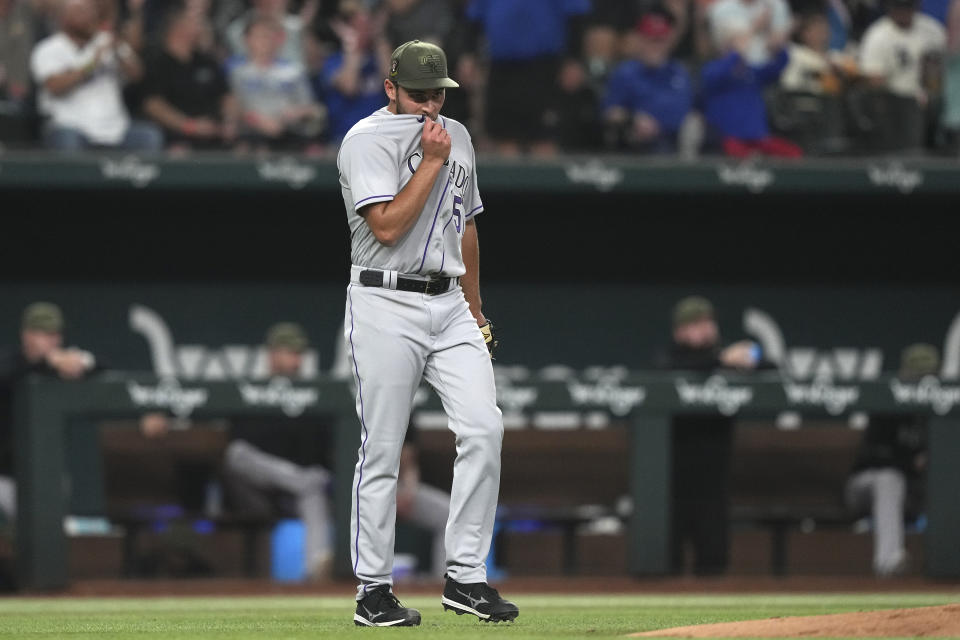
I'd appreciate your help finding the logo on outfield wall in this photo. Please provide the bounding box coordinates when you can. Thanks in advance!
[565,160,623,192]
[127,377,209,416]
[130,305,319,380]
[716,162,774,193]
[867,162,923,194]
[743,308,883,381]
[101,155,160,188]
[567,381,646,416]
[257,157,317,190]
[675,376,753,416]
[238,378,319,417]
[783,380,860,415]
[890,376,960,415]
[496,385,539,411]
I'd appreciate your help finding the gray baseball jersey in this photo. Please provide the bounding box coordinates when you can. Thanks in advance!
[338,108,482,277]
[338,107,503,598]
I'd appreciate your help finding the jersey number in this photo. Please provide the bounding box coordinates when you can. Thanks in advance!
[452,195,463,233]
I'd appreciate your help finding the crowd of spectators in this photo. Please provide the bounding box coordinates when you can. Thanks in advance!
[1,0,958,158]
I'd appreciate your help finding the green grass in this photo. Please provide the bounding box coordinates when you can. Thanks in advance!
[0,592,957,639]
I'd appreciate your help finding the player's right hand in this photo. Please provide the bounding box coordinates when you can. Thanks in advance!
[421,119,451,163]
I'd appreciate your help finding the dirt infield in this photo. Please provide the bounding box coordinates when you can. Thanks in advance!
[633,603,960,637]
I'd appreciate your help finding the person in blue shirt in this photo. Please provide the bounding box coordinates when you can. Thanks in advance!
[602,7,693,153]
[313,3,386,144]
[699,16,803,157]
[466,0,591,155]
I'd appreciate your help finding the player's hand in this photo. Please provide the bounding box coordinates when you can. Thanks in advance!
[421,119,451,164]
[46,348,95,380]
[139,412,170,438]
[632,112,661,142]
[720,340,758,370]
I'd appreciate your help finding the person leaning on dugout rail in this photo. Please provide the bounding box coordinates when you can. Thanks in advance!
[654,295,775,576]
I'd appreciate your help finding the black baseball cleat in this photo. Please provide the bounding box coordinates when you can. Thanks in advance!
[354,585,421,627]
[441,576,519,622]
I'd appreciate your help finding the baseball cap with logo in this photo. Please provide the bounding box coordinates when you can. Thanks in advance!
[899,343,939,379]
[22,302,64,333]
[672,296,715,328]
[389,39,459,90]
[266,322,309,353]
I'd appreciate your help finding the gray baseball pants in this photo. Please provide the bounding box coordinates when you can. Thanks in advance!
[223,440,334,576]
[345,283,503,598]
[845,468,907,575]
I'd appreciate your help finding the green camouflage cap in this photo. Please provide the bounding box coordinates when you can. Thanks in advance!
[389,40,459,90]
[672,296,715,328]
[21,301,64,333]
[899,343,939,379]
[265,322,308,352]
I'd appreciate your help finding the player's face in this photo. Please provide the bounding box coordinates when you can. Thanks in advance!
[673,318,719,349]
[21,329,62,364]
[396,85,445,121]
[268,348,303,377]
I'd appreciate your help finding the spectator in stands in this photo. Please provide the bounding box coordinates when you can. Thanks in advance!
[379,0,476,125]
[781,10,858,95]
[942,0,960,147]
[708,0,792,64]
[668,0,715,64]
[548,56,603,152]
[602,7,694,153]
[29,0,163,151]
[141,7,238,153]
[225,0,317,68]
[579,9,621,96]
[845,343,935,577]
[654,296,772,576]
[700,15,803,157]
[229,14,325,153]
[0,0,38,146]
[465,0,591,156]
[858,0,946,152]
[313,1,387,144]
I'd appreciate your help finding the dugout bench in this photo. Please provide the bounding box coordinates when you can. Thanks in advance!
[13,371,960,590]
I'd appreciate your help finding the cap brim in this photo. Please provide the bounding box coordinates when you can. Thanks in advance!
[399,77,460,90]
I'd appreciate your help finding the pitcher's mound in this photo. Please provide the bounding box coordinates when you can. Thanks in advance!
[632,603,960,637]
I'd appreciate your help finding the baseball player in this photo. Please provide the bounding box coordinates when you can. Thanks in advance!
[338,40,517,627]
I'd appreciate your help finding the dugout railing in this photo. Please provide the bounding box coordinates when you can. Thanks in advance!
[12,371,960,590]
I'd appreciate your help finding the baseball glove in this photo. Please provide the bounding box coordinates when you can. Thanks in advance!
[479,319,498,359]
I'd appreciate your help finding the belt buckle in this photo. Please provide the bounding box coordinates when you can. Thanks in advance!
[425,277,445,295]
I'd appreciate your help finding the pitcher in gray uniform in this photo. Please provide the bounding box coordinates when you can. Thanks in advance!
[338,40,518,627]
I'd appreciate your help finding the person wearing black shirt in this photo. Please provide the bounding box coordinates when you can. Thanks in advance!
[844,343,934,577]
[654,295,771,575]
[141,7,238,151]
[0,302,99,524]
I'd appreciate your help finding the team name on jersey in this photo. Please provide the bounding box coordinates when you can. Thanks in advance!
[405,152,470,191]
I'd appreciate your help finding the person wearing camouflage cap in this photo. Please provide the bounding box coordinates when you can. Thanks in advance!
[1,302,99,547]
[656,295,773,576]
[845,343,938,577]
[220,321,334,583]
[338,37,515,626]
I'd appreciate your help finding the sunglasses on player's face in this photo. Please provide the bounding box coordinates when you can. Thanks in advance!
[402,87,445,103]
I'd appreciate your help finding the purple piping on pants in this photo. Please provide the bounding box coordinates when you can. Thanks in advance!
[438,210,458,272]
[347,285,369,577]
[415,176,452,274]
[355,194,395,207]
